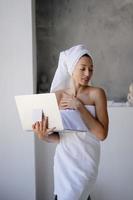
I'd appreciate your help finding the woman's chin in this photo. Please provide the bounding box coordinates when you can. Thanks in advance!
[80,82,89,86]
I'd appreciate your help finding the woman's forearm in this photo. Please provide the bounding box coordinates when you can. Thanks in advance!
[77,105,107,140]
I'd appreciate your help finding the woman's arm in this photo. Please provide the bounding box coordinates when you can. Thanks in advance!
[78,88,109,141]
[60,88,109,141]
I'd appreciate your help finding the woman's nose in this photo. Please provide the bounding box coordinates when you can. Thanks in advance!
[84,70,89,76]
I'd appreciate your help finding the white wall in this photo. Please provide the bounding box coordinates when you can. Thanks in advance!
[35,140,56,200]
[91,107,133,200]
[0,0,36,200]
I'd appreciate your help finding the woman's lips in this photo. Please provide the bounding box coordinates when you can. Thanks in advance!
[82,78,89,82]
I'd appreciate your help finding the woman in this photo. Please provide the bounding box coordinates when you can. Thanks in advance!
[32,45,109,200]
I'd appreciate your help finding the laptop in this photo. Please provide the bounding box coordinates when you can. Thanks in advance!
[15,93,64,132]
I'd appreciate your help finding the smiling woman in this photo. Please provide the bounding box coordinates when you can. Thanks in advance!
[32,45,109,200]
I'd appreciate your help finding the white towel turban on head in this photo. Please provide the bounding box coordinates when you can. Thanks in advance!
[50,44,92,92]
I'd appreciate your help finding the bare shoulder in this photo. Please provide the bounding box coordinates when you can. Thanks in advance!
[88,86,107,106]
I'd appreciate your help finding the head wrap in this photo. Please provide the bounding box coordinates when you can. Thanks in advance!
[50,44,92,92]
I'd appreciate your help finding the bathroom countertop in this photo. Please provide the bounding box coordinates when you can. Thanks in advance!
[107,101,133,107]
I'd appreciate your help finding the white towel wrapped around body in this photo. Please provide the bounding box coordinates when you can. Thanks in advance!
[54,105,100,200]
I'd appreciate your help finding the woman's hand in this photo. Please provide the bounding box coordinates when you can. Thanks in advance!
[32,116,56,140]
[60,92,83,110]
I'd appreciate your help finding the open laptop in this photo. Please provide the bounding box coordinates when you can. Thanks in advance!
[15,93,91,133]
[15,93,64,132]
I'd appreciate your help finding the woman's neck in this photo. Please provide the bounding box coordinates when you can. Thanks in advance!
[68,85,87,97]
[69,79,80,96]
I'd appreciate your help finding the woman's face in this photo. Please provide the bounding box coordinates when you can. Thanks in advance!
[72,55,93,86]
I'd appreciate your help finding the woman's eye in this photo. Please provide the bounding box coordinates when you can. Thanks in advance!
[80,68,85,71]
[89,69,93,72]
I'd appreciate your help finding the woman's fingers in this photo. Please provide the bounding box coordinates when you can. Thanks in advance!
[60,102,68,107]
[36,121,40,131]
[32,116,56,140]
[32,124,36,129]
[32,122,39,137]
[60,99,76,109]
[47,127,56,135]
[36,116,47,132]
[39,120,42,131]
[43,116,48,131]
